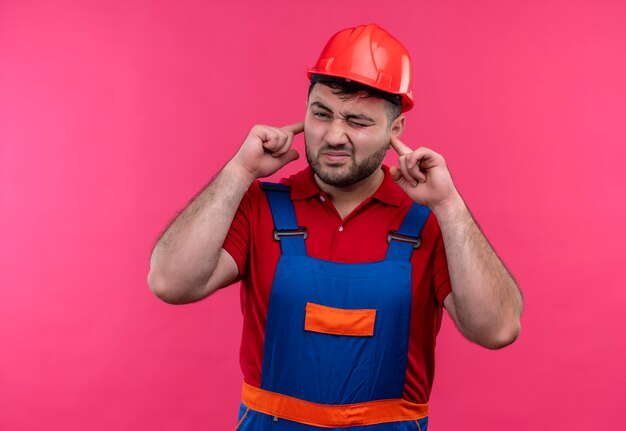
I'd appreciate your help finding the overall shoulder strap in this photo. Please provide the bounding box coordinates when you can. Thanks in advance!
[385,203,431,261]
[260,182,307,256]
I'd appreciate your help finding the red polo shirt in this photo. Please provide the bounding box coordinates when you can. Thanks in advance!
[223,165,452,404]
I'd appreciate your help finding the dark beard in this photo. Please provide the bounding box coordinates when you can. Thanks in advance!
[306,143,389,188]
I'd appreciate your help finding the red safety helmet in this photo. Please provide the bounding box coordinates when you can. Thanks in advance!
[308,24,414,112]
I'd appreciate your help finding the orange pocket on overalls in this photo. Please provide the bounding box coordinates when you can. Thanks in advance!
[304,302,376,336]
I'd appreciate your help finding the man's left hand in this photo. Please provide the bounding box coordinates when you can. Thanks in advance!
[389,136,461,211]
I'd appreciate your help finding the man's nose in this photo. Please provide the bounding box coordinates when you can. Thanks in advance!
[325,119,350,146]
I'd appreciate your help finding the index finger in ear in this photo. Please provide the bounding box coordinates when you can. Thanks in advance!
[282,121,304,135]
[390,135,412,156]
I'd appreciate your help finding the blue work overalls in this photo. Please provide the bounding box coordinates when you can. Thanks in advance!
[235,183,430,431]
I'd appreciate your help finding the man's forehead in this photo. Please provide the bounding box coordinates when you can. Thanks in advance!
[307,84,387,118]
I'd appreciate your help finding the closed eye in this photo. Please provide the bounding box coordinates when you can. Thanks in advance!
[347,119,369,128]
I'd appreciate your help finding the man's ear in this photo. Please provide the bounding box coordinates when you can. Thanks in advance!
[390,115,405,138]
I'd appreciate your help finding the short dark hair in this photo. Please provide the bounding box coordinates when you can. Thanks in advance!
[307,75,403,125]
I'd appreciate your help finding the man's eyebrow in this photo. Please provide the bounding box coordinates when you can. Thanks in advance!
[310,101,376,123]
[311,101,332,111]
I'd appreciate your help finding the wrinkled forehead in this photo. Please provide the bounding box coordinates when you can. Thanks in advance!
[307,84,389,120]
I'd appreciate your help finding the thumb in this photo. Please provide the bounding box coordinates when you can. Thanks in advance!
[389,166,403,182]
[277,148,300,166]
[389,166,414,195]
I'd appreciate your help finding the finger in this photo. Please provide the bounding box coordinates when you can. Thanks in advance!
[258,127,278,144]
[390,165,416,190]
[406,153,427,182]
[410,165,427,183]
[390,135,412,156]
[272,130,294,158]
[261,129,282,153]
[282,121,304,135]
[406,151,420,169]
[410,147,443,170]
[398,156,418,187]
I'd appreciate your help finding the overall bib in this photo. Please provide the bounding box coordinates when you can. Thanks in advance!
[236,183,430,431]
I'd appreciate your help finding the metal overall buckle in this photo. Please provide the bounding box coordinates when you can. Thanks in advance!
[273,227,308,241]
[387,231,422,249]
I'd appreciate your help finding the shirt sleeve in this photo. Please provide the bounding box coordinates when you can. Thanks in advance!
[222,183,257,281]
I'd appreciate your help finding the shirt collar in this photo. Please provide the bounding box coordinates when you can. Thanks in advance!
[371,165,405,207]
[287,165,405,207]
[288,167,320,200]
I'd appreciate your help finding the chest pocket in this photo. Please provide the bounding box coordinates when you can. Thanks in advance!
[304,302,376,336]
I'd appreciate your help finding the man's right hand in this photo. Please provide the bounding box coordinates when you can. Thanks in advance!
[231,122,304,180]
[149,121,305,304]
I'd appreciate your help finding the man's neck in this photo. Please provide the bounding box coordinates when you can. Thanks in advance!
[314,167,385,220]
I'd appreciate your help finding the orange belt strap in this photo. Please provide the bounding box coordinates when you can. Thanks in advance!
[241,382,428,428]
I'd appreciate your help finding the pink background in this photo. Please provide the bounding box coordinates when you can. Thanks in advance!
[1,0,625,429]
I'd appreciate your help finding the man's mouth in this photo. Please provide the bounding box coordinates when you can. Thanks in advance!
[320,150,352,163]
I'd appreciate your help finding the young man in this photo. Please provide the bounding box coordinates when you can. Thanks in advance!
[148,24,523,430]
